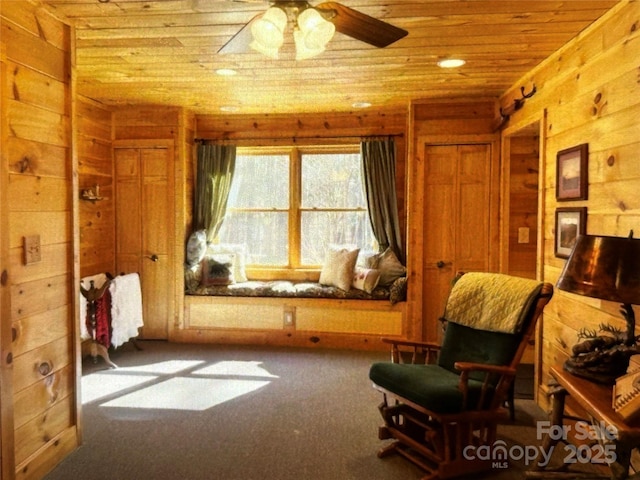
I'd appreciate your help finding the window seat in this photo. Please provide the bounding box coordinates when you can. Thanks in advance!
[185,277,407,305]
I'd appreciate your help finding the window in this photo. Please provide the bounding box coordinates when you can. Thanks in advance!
[217,146,376,277]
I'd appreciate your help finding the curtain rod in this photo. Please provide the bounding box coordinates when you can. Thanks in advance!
[194,133,404,144]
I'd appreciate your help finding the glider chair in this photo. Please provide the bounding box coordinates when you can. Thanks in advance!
[369,272,554,479]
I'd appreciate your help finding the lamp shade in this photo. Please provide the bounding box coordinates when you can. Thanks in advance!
[556,234,640,305]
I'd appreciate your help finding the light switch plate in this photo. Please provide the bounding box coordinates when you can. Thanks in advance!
[518,227,530,244]
[23,235,41,264]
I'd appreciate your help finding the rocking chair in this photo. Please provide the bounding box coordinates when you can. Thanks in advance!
[369,272,553,479]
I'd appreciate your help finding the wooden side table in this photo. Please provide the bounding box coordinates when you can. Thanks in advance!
[528,365,640,479]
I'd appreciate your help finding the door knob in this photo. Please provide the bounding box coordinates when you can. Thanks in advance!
[147,254,159,262]
[436,260,451,269]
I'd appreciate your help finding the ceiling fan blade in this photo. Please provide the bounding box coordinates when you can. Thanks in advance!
[317,2,407,48]
[218,13,261,54]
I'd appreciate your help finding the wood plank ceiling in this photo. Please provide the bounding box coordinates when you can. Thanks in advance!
[35,0,619,115]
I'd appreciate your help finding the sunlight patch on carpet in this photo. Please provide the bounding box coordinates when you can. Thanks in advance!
[115,360,206,375]
[100,377,271,411]
[83,373,157,404]
[193,361,279,378]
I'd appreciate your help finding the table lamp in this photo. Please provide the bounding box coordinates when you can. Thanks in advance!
[556,231,640,384]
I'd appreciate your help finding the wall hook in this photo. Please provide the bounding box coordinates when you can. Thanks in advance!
[494,84,537,131]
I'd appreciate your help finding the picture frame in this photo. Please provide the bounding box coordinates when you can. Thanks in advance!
[556,143,588,201]
[555,207,587,258]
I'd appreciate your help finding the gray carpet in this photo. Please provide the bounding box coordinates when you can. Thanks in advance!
[44,341,551,480]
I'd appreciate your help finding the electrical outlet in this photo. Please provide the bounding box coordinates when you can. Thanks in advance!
[283,310,295,327]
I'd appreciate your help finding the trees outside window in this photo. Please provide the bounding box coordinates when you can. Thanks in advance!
[217,146,376,276]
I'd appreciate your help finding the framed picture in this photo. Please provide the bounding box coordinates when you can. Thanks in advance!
[556,143,588,201]
[555,207,587,258]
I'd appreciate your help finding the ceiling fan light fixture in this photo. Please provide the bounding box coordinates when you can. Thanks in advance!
[250,6,288,58]
[297,8,335,49]
[249,42,280,59]
[293,29,325,60]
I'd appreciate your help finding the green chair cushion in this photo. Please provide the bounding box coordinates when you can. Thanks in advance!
[438,322,520,382]
[369,363,485,414]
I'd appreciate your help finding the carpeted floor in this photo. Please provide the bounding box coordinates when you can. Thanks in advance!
[44,341,554,480]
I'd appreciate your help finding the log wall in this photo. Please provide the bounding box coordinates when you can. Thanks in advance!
[77,96,113,278]
[499,0,640,409]
[507,134,539,280]
[1,3,78,479]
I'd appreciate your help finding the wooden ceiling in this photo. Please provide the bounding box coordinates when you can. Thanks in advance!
[36,0,619,115]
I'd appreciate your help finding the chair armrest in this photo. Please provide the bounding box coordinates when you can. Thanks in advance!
[381,338,441,349]
[381,338,441,364]
[454,362,516,377]
[454,362,517,411]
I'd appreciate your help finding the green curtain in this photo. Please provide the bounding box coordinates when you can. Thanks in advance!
[193,143,236,241]
[360,138,405,263]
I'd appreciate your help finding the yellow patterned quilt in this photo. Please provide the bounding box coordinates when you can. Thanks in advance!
[442,272,542,334]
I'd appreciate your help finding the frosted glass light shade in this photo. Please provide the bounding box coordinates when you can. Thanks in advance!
[250,6,287,58]
[294,8,334,60]
[294,30,325,60]
[297,8,335,49]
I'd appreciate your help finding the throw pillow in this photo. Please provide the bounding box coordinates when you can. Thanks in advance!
[357,250,380,269]
[208,243,248,282]
[376,247,407,286]
[352,267,381,294]
[200,253,235,286]
[389,276,408,305]
[185,230,207,268]
[319,245,360,291]
[184,262,202,292]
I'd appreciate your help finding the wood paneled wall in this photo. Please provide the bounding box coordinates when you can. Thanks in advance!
[77,96,113,278]
[500,0,640,408]
[1,3,78,479]
[507,134,539,280]
[113,105,182,142]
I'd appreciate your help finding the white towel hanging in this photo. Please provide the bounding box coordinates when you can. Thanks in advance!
[109,273,144,348]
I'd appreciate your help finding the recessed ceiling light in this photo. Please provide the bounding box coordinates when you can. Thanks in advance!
[437,58,466,68]
[215,68,237,76]
[220,106,239,112]
[352,101,372,109]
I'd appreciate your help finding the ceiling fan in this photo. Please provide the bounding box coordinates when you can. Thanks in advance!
[218,1,408,59]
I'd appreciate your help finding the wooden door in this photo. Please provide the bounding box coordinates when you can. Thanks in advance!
[421,143,493,341]
[115,145,174,340]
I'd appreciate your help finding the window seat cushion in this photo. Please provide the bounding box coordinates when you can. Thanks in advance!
[186,277,407,304]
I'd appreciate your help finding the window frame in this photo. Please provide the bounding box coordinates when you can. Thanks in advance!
[220,144,370,281]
